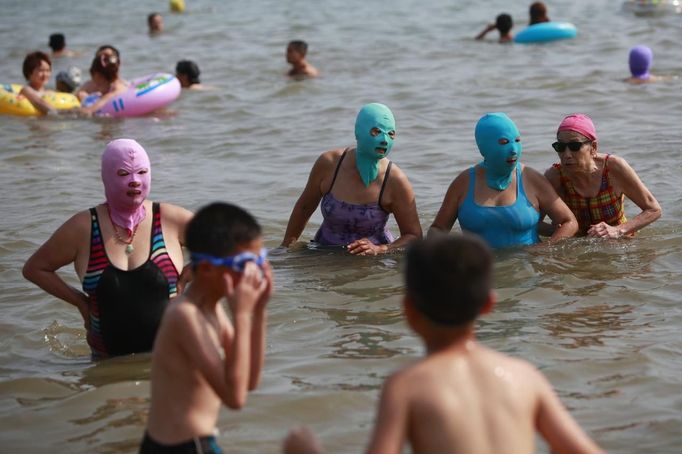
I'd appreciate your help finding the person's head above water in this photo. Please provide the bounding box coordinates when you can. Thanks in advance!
[496,14,513,35]
[529,1,550,24]
[405,234,493,328]
[354,103,396,187]
[101,139,151,234]
[48,33,65,52]
[287,40,308,62]
[90,51,120,82]
[96,45,120,59]
[629,45,653,80]
[474,113,522,191]
[175,60,201,87]
[22,51,51,81]
[56,66,82,92]
[148,12,164,33]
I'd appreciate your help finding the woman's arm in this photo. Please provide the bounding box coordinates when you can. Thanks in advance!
[428,170,469,237]
[527,167,578,242]
[588,156,661,238]
[22,212,90,324]
[281,152,332,246]
[19,86,55,115]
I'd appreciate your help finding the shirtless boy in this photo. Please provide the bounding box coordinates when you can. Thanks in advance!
[286,40,319,79]
[141,203,272,453]
[285,235,603,454]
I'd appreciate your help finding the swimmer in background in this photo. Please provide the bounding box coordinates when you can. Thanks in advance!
[77,48,128,116]
[141,203,272,454]
[175,60,208,90]
[626,45,666,84]
[55,66,82,93]
[529,1,550,24]
[148,12,164,34]
[18,51,58,115]
[286,40,319,79]
[48,33,78,58]
[75,45,126,101]
[284,235,604,454]
[475,14,514,43]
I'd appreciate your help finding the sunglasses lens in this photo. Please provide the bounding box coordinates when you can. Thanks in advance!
[552,142,564,152]
[567,142,584,151]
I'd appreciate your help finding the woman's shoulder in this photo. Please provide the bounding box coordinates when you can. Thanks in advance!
[159,202,193,224]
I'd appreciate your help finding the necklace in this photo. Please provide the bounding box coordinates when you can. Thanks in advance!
[112,222,139,255]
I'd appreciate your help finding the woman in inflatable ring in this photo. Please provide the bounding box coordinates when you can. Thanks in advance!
[78,51,128,116]
[542,114,661,238]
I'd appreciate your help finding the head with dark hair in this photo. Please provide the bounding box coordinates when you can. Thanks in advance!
[529,2,549,25]
[90,52,120,82]
[49,33,65,52]
[496,14,513,35]
[22,51,51,80]
[286,40,308,63]
[148,12,164,32]
[405,235,493,327]
[186,203,262,258]
[176,60,201,86]
[96,45,120,59]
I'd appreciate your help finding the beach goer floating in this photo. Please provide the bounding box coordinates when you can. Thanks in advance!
[281,103,422,255]
[55,66,82,93]
[529,1,550,24]
[626,45,664,84]
[148,12,164,34]
[175,60,203,89]
[475,13,514,43]
[75,45,126,101]
[48,33,77,58]
[429,113,578,248]
[284,235,604,454]
[18,51,57,115]
[542,114,661,238]
[23,139,193,359]
[77,50,128,116]
[141,202,272,454]
[286,40,319,79]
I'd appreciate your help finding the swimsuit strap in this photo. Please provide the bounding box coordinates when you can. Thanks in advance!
[378,161,393,211]
[326,149,348,195]
[600,154,611,190]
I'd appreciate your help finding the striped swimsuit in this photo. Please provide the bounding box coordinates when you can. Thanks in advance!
[553,154,627,235]
[82,202,179,358]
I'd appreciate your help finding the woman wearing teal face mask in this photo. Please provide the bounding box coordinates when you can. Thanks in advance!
[282,103,422,255]
[429,113,577,249]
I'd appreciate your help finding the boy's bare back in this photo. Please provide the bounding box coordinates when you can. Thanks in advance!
[368,343,601,454]
[146,297,233,444]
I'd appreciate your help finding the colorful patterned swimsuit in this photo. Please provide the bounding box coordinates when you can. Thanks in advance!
[313,150,395,246]
[553,154,626,235]
[82,202,179,358]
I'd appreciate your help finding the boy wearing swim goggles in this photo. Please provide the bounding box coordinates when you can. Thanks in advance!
[142,203,272,454]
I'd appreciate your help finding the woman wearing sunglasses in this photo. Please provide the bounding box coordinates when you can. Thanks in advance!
[429,113,577,249]
[543,114,661,238]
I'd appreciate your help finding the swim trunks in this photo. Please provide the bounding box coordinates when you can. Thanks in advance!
[82,202,179,358]
[139,432,222,454]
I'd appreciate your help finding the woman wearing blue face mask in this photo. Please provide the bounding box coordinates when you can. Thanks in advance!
[282,103,422,255]
[429,113,577,249]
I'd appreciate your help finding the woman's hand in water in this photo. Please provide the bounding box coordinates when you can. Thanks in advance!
[587,222,623,239]
[347,238,388,256]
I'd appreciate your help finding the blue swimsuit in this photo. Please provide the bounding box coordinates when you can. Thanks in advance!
[458,166,540,248]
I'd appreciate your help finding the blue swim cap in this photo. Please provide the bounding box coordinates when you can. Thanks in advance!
[354,103,396,187]
[475,113,522,191]
[629,45,653,80]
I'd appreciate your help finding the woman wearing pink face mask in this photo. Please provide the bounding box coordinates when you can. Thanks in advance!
[23,139,193,359]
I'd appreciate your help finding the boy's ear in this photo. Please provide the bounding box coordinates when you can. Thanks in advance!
[479,290,496,315]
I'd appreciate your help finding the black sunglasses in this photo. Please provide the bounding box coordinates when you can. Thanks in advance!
[552,140,591,153]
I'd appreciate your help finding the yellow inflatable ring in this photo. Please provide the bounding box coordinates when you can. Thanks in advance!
[0,84,80,117]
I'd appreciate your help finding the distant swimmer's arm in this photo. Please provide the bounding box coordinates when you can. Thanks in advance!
[281,153,330,246]
[22,213,90,325]
[19,86,56,115]
[428,171,467,237]
[475,22,497,40]
[365,373,409,454]
[535,370,604,454]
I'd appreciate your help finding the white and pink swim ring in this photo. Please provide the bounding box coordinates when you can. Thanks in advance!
[82,73,181,117]
[622,0,682,15]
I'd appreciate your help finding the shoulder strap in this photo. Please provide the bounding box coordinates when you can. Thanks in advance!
[326,149,348,194]
[601,154,611,189]
[378,161,393,210]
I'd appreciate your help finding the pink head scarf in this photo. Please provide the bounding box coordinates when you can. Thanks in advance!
[101,139,151,234]
[557,114,597,141]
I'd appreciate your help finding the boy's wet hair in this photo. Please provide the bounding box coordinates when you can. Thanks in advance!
[176,60,201,84]
[529,2,549,24]
[22,51,51,80]
[406,235,492,326]
[148,12,161,25]
[496,14,513,35]
[96,45,120,59]
[49,33,65,52]
[186,203,262,257]
[288,40,308,56]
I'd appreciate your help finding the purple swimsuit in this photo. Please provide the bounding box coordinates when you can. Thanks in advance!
[313,151,395,246]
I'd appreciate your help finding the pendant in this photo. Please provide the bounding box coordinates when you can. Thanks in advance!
[125,244,134,255]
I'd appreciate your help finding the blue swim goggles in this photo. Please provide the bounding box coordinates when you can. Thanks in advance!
[191,248,268,272]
